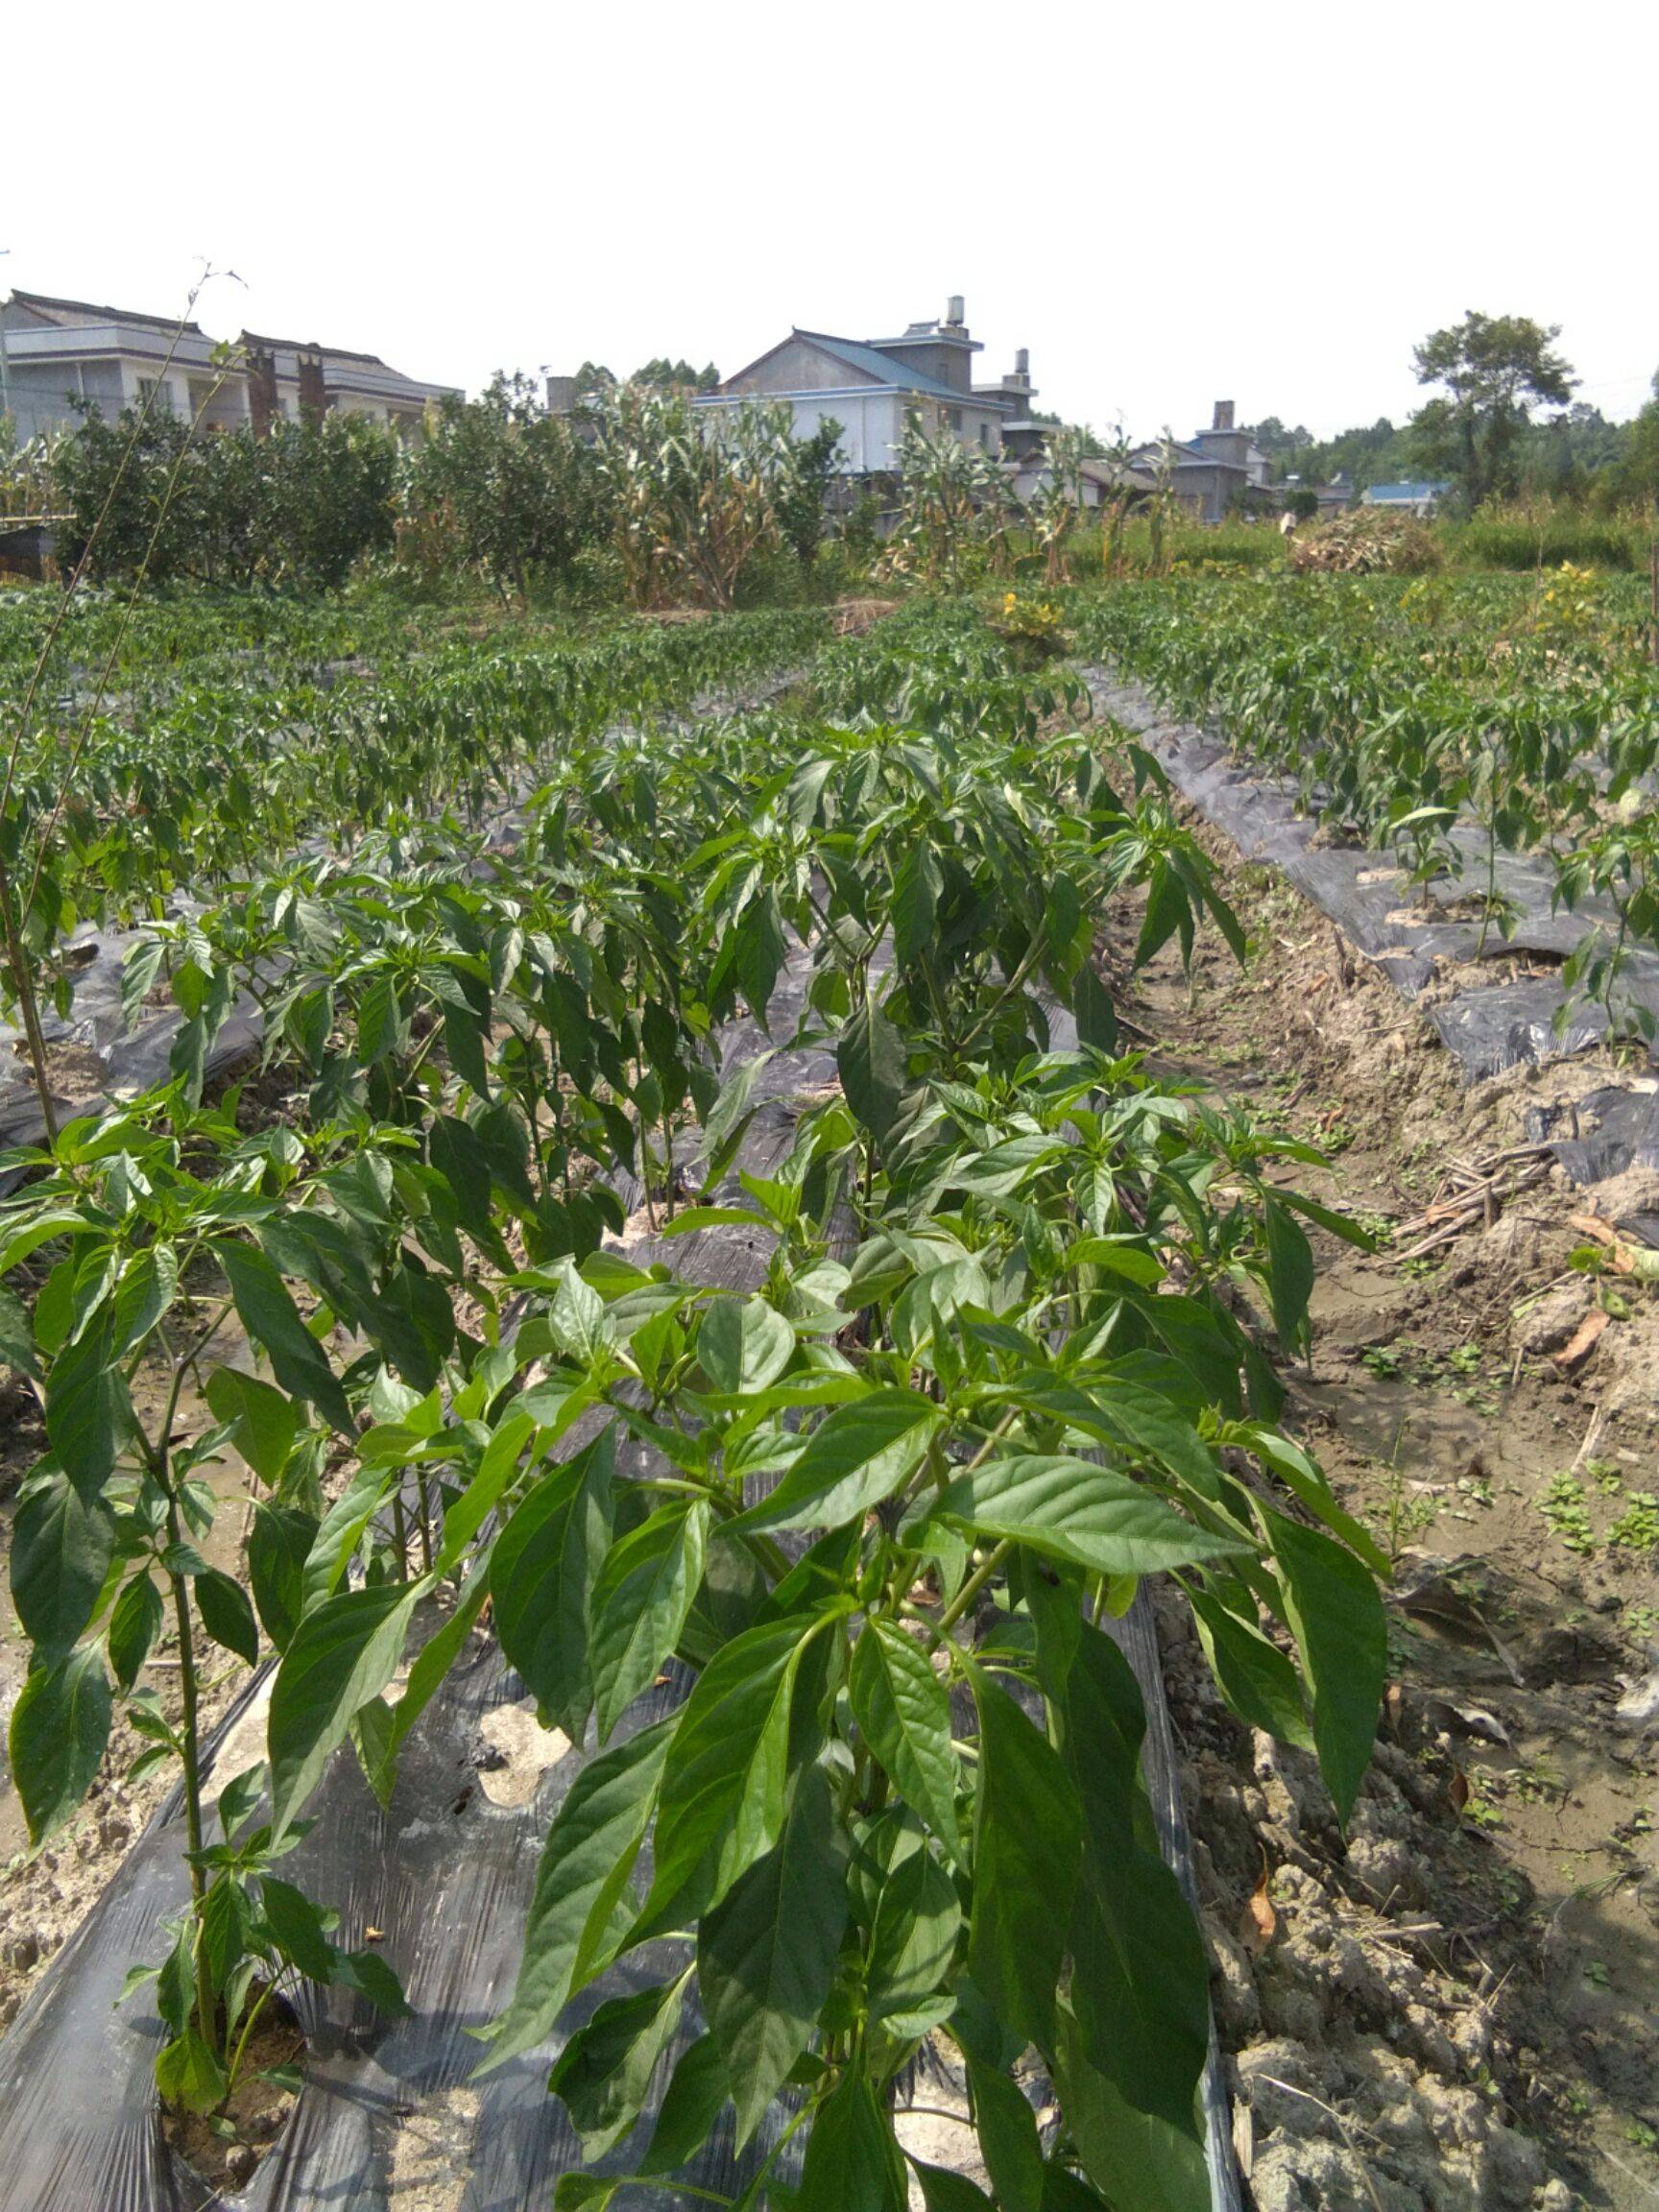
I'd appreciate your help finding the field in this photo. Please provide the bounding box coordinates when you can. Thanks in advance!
[0,570,1655,2212]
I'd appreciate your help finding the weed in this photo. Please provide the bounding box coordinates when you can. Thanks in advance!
[1608,1491,1659,1552]
[1540,1472,1599,1556]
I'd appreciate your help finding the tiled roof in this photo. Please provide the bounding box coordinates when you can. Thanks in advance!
[240,331,393,372]
[7,288,206,337]
[788,329,967,404]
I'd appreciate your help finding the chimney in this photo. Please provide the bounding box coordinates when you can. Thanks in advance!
[246,344,278,438]
[946,295,965,328]
[1214,399,1235,431]
[297,349,328,421]
[544,374,577,417]
[1014,348,1029,378]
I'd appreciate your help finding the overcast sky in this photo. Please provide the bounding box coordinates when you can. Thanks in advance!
[5,0,1652,442]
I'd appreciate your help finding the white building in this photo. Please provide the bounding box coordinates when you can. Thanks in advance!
[0,291,248,441]
[0,289,458,443]
[690,298,1036,475]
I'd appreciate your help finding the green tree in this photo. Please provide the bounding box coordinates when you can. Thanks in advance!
[771,417,843,570]
[408,373,607,602]
[257,413,400,590]
[1408,311,1576,509]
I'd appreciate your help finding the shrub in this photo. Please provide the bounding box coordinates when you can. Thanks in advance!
[1444,497,1650,572]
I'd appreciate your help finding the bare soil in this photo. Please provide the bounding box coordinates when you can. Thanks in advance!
[1116,825,1659,2212]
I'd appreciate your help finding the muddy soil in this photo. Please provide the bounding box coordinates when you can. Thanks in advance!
[1117,828,1659,2212]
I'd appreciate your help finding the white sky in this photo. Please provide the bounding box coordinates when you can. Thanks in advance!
[5,0,1653,442]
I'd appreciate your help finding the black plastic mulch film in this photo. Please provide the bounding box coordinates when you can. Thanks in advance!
[0,938,1243,2212]
[1085,670,1659,1200]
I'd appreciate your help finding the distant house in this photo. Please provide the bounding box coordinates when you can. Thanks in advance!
[1282,470,1357,515]
[1006,449,1157,512]
[1129,402,1280,523]
[238,333,457,436]
[690,298,1036,474]
[1363,480,1450,517]
[0,291,247,442]
[0,288,458,443]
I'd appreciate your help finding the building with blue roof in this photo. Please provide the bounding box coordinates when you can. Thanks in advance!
[690,297,1036,475]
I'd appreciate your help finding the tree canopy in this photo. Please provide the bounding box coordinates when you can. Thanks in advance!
[1407,311,1576,509]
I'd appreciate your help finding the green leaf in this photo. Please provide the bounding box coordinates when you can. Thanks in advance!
[362,1553,494,1803]
[1040,2164,1113,2212]
[0,1282,39,1379]
[204,1366,300,1486]
[195,1568,259,1666]
[1227,1422,1388,1576]
[939,1455,1241,1577]
[968,1668,1082,2051]
[1188,1585,1312,1748]
[892,842,943,967]
[355,972,403,1066]
[910,2160,996,2212]
[799,2067,908,2212]
[698,1294,794,1395]
[247,1503,319,1652]
[338,1946,413,2017]
[837,993,905,1144]
[9,1646,112,1845]
[1262,1195,1314,1358]
[553,2179,617,2212]
[155,2026,229,2117]
[997,1371,1215,1494]
[547,1976,685,2159]
[639,2032,730,2176]
[699,1761,850,2147]
[482,1717,673,2072]
[968,2058,1045,2212]
[199,1872,251,1995]
[1054,2007,1209,2212]
[268,1579,422,1836]
[110,1246,178,1359]
[644,1611,827,1927]
[548,1257,609,1362]
[44,1310,130,1495]
[108,1572,164,1691]
[869,1841,961,2023]
[260,1872,338,1981]
[491,1428,615,1738]
[1265,1510,1385,1823]
[589,1501,709,1742]
[12,1470,115,1654]
[849,1618,963,1863]
[220,1240,352,1434]
[725,1389,940,1536]
[435,1408,532,1574]
[1071,960,1118,1053]
[1070,1847,1208,2136]
[430,1113,497,1247]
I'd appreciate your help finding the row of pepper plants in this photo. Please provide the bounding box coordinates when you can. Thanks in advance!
[1070,569,1659,1042]
[1,598,1386,2211]
[0,591,828,1122]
